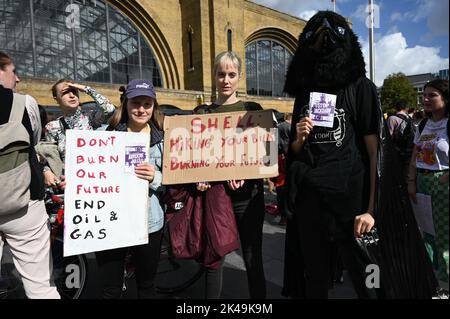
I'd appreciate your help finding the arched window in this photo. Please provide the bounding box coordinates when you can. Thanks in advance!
[227,29,232,51]
[246,40,292,97]
[0,0,162,86]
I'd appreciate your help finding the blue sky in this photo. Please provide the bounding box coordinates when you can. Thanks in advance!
[252,0,449,86]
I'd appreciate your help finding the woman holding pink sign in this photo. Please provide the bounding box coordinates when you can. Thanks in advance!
[193,51,267,299]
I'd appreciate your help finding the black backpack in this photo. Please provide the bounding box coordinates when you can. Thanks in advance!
[391,113,415,160]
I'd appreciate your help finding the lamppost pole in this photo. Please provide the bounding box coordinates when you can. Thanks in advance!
[368,0,375,83]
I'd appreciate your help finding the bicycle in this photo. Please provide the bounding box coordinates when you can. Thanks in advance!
[46,189,89,299]
[2,189,204,299]
[0,188,88,299]
[121,225,205,298]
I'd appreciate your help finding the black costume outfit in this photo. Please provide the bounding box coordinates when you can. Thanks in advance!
[282,11,437,299]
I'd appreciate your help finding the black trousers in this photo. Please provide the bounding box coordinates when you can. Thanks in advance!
[294,172,377,299]
[95,228,163,299]
[277,184,287,219]
[204,259,224,299]
[231,180,267,299]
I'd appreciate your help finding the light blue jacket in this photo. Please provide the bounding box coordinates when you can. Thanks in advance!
[113,122,165,234]
[148,140,164,233]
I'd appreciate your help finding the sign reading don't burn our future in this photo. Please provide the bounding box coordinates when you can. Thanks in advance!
[162,110,278,185]
[64,130,149,257]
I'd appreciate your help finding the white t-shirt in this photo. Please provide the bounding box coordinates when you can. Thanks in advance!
[414,118,449,170]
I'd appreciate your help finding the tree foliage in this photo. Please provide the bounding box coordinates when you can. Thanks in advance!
[380,73,417,114]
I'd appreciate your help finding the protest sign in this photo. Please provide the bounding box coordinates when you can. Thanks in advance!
[163,110,278,184]
[64,130,149,257]
[309,92,336,128]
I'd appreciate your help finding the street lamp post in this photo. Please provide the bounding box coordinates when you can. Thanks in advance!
[368,0,375,83]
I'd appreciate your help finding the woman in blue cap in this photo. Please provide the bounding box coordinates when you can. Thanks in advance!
[95,79,165,298]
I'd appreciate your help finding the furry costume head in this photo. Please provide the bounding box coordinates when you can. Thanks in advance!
[284,11,366,95]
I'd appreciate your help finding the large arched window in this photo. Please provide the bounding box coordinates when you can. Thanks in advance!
[0,0,162,86]
[246,40,292,97]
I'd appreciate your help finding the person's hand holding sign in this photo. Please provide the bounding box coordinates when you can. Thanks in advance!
[228,180,245,190]
[196,182,211,191]
[135,162,155,182]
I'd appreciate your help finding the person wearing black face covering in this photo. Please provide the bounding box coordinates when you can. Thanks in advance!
[282,11,437,299]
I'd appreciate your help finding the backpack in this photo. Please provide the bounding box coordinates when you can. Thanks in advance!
[391,113,415,160]
[0,93,31,215]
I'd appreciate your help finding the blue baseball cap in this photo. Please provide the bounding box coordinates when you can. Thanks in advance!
[125,79,156,99]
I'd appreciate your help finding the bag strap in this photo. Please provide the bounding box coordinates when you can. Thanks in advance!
[193,103,211,114]
[418,118,428,135]
[243,101,263,111]
[10,93,26,122]
[418,118,449,135]
[59,117,70,133]
[393,113,412,124]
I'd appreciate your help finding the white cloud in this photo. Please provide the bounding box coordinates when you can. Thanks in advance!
[413,0,448,36]
[390,12,403,22]
[299,10,317,21]
[350,4,368,23]
[361,32,449,86]
[386,25,399,34]
[390,11,415,22]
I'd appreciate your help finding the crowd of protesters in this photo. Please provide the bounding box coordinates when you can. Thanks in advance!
[0,11,448,300]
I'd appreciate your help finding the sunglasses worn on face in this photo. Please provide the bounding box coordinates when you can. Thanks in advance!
[61,87,79,97]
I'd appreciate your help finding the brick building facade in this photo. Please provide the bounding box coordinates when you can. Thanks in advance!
[3,0,305,112]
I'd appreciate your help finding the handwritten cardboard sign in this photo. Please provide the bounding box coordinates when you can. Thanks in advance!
[64,130,149,257]
[163,110,278,184]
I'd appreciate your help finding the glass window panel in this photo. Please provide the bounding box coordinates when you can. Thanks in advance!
[141,39,162,87]
[33,0,74,79]
[257,40,272,96]
[0,0,34,77]
[246,39,293,97]
[75,1,109,82]
[0,0,162,86]
[245,42,257,95]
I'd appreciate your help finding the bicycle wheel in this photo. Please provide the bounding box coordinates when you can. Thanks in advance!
[51,237,88,299]
[155,256,204,295]
[155,229,204,295]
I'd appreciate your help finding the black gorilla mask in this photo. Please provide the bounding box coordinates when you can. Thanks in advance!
[304,17,348,55]
[284,11,366,95]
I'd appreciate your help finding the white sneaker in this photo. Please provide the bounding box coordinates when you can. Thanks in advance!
[432,288,449,299]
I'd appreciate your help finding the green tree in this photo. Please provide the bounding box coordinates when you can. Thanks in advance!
[380,72,417,115]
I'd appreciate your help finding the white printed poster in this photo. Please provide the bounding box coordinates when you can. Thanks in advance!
[309,92,336,128]
[64,130,149,257]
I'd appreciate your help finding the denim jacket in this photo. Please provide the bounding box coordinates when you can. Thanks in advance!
[148,138,164,233]
[110,122,165,234]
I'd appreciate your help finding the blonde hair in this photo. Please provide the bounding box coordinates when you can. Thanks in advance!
[213,51,242,77]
